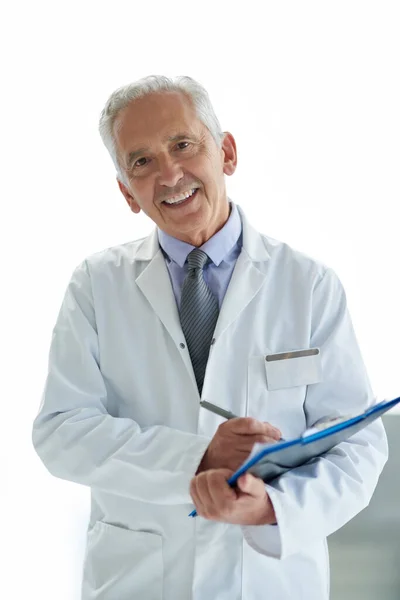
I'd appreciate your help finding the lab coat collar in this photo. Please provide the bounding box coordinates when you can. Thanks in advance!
[135,202,271,264]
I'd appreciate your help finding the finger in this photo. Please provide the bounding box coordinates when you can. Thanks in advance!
[231,444,259,455]
[207,471,236,512]
[189,475,200,506]
[227,418,281,439]
[259,422,282,439]
[244,434,282,447]
[226,417,265,434]
[234,435,282,455]
[261,423,282,439]
[189,475,208,515]
[192,471,236,518]
[190,472,218,516]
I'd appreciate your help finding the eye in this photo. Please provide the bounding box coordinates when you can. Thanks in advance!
[133,157,147,168]
[132,142,191,169]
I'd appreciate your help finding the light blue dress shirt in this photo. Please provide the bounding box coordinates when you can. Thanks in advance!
[157,200,243,310]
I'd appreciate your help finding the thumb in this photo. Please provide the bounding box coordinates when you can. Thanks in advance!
[237,473,262,496]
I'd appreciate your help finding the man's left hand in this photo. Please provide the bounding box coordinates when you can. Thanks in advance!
[189,468,277,525]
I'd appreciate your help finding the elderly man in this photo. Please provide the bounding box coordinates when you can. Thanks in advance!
[32,75,388,600]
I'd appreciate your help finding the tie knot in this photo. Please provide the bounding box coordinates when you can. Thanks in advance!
[186,248,209,270]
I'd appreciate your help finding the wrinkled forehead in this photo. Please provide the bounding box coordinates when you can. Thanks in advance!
[113,91,205,155]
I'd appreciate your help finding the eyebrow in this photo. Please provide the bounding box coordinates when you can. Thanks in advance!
[126,132,195,168]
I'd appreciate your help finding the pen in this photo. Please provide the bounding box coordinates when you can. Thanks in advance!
[199,400,238,420]
[199,401,285,441]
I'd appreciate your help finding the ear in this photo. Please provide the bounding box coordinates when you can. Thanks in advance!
[221,132,237,176]
[117,178,141,214]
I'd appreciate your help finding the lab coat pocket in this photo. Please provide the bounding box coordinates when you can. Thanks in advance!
[82,521,163,600]
[247,348,322,435]
[265,348,322,391]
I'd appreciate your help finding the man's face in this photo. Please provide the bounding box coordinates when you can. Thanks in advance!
[114,91,237,246]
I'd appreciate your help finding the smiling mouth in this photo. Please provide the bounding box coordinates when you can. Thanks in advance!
[162,187,199,206]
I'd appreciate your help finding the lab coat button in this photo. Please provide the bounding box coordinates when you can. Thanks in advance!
[179,343,186,349]
[211,338,216,345]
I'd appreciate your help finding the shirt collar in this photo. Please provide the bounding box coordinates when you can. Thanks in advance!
[157,200,242,267]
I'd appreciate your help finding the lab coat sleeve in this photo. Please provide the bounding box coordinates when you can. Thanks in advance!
[32,260,211,505]
[242,267,388,559]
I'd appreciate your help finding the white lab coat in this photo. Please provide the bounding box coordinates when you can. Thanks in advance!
[32,204,388,600]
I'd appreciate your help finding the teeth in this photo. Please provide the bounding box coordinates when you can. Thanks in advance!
[164,188,197,205]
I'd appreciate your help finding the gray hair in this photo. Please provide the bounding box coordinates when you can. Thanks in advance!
[98,75,225,186]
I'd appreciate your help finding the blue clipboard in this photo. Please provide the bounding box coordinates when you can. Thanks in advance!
[189,396,400,517]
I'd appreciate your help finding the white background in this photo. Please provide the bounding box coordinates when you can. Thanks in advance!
[2,1,399,598]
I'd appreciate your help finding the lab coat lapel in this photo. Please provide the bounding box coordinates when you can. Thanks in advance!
[135,229,196,375]
[213,204,271,338]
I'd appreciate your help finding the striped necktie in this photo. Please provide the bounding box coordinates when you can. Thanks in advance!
[179,248,219,395]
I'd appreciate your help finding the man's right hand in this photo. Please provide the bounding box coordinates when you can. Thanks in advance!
[196,418,282,474]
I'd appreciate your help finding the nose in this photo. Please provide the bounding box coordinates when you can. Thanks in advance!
[157,155,185,188]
